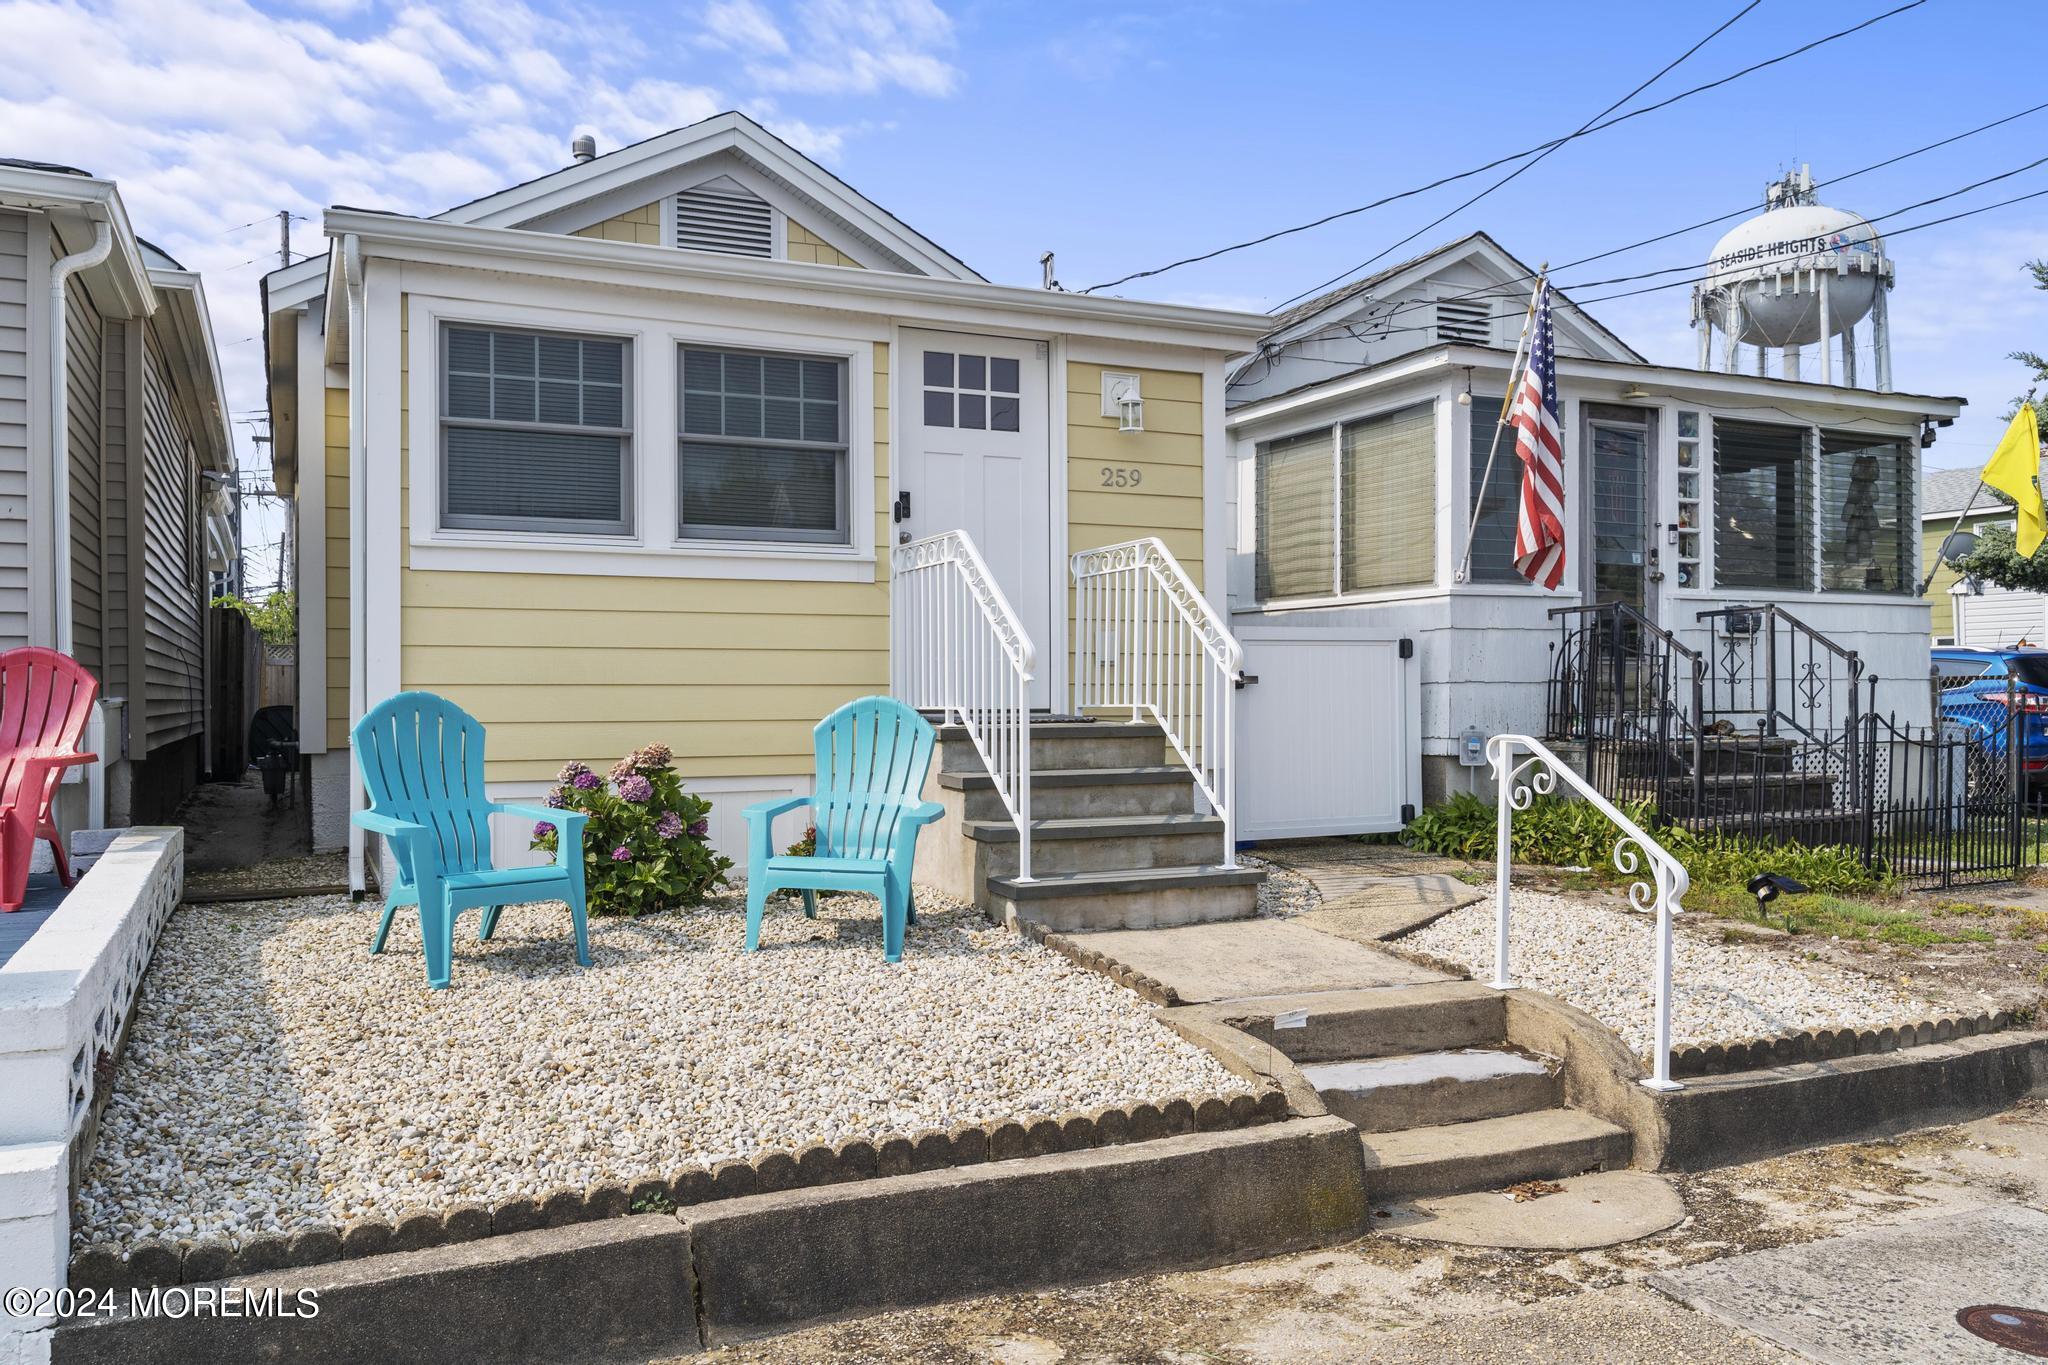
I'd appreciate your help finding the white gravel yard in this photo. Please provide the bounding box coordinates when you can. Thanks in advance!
[74,885,1248,1250]
[1405,883,1937,1056]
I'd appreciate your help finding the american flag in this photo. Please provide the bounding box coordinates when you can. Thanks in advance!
[1511,283,1566,590]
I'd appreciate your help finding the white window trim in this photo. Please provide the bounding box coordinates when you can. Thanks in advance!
[405,292,876,582]
[1250,392,1441,607]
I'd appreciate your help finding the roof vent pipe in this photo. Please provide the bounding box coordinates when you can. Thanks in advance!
[571,134,597,164]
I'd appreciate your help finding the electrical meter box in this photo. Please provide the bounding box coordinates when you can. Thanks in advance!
[1458,727,1488,767]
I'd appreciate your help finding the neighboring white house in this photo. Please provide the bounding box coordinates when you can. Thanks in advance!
[0,160,235,837]
[1223,231,1965,808]
[1922,461,2048,648]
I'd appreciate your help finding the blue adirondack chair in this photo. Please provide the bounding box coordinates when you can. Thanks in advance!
[743,697,943,962]
[350,691,592,989]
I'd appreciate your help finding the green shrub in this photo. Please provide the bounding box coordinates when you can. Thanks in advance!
[531,744,733,917]
[1401,792,1888,893]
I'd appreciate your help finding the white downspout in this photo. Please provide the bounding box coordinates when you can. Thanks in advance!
[49,220,113,657]
[343,234,367,895]
[51,219,114,829]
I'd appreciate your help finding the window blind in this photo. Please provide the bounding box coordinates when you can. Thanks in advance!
[678,346,848,543]
[1255,427,1335,600]
[1713,419,1810,590]
[1341,403,1436,592]
[1819,431,1911,593]
[1467,398,1522,583]
[441,325,630,534]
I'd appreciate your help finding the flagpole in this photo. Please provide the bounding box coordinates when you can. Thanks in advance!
[1455,267,1547,584]
[1918,386,2040,593]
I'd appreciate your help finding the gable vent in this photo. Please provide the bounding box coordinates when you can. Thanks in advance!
[1434,297,1492,345]
[673,176,775,258]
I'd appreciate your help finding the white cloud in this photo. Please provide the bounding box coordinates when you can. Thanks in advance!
[0,0,966,521]
[702,0,788,54]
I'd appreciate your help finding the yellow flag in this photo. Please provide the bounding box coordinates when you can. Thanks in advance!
[1980,404,2046,558]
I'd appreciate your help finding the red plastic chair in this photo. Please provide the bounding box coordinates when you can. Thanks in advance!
[1,648,99,911]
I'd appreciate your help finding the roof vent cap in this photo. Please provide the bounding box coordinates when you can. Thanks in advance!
[571,134,597,164]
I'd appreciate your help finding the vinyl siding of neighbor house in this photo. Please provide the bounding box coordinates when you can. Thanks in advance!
[326,386,350,747]
[140,326,203,751]
[1067,362,1205,584]
[569,201,868,268]
[62,253,103,680]
[0,212,28,648]
[1923,508,2012,639]
[101,320,128,697]
[394,335,893,783]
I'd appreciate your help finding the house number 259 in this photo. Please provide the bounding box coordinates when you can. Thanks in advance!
[1100,466,1143,488]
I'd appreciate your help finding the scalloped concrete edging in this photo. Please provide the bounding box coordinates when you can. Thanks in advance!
[1667,1010,2023,1077]
[68,1083,1290,1292]
[53,1117,1366,1363]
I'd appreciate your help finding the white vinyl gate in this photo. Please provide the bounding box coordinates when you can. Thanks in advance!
[1235,627,1421,840]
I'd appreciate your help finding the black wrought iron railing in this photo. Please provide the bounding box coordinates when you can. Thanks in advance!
[1545,602,1704,811]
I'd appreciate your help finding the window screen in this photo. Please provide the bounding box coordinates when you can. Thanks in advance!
[1819,431,1910,593]
[1254,427,1335,600]
[678,347,848,543]
[1467,398,1522,583]
[1714,419,1810,590]
[441,325,630,534]
[1341,403,1436,592]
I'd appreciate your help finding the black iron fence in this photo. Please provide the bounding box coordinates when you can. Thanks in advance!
[1546,605,2048,889]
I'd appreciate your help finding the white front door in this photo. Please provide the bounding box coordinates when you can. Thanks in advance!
[896,329,1054,709]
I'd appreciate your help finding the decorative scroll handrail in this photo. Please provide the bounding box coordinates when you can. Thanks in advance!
[1070,537,1242,868]
[1488,733,1690,1091]
[891,530,1036,880]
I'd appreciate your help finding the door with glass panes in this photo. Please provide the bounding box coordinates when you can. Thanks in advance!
[1582,405,1657,621]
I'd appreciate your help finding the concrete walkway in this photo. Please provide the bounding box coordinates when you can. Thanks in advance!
[1069,839,1481,1008]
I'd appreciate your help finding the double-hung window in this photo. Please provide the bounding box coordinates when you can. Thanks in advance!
[440,325,631,535]
[678,347,849,544]
[1254,402,1436,600]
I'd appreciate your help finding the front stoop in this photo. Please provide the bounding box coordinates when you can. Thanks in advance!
[918,720,1263,931]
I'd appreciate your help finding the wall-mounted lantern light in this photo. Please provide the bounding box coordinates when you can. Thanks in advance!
[1101,371,1144,433]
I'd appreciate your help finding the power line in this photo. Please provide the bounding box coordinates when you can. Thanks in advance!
[1083,0,1929,296]
[1270,0,1764,312]
[1234,137,2048,384]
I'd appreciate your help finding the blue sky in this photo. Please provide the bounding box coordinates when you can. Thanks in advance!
[4,0,2044,588]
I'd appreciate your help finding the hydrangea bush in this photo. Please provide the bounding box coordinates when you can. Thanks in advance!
[530,743,732,917]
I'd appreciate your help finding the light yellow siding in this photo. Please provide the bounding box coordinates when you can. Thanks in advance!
[324,387,350,747]
[1066,362,1205,584]
[785,220,864,268]
[1925,509,2006,638]
[395,340,892,783]
[571,201,662,246]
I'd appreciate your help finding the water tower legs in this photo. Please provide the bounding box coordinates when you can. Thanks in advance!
[1843,318,1858,388]
[1873,284,1892,393]
[1818,271,1834,386]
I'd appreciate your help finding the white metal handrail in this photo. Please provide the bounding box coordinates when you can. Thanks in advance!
[1070,537,1242,868]
[891,530,1036,880]
[1488,733,1689,1091]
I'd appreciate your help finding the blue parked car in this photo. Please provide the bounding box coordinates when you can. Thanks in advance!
[1931,646,2048,785]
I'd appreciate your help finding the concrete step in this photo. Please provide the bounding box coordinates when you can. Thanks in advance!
[1360,1109,1631,1202]
[1239,981,1508,1065]
[936,765,1195,820]
[937,720,1167,774]
[960,814,1227,877]
[986,864,1264,932]
[1301,1049,1561,1134]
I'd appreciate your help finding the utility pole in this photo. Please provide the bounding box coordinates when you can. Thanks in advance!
[279,209,292,272]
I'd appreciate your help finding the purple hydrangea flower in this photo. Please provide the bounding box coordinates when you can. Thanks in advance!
[544,790,566,809]
[556,761,591,785]
[688,818,709,837]
[617,774,654,803]
[573,770,602,791]
[655,811,685,840]
[532,821,555,840]
[610,844,633,862]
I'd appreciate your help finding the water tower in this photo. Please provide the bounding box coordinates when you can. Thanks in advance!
[1691,166,1895,391]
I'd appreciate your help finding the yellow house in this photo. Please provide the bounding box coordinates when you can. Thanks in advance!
[263,113,1267,891]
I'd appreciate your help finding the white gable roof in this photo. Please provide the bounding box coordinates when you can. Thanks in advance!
[1230,232,1642,407]
[434,111,981,282]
